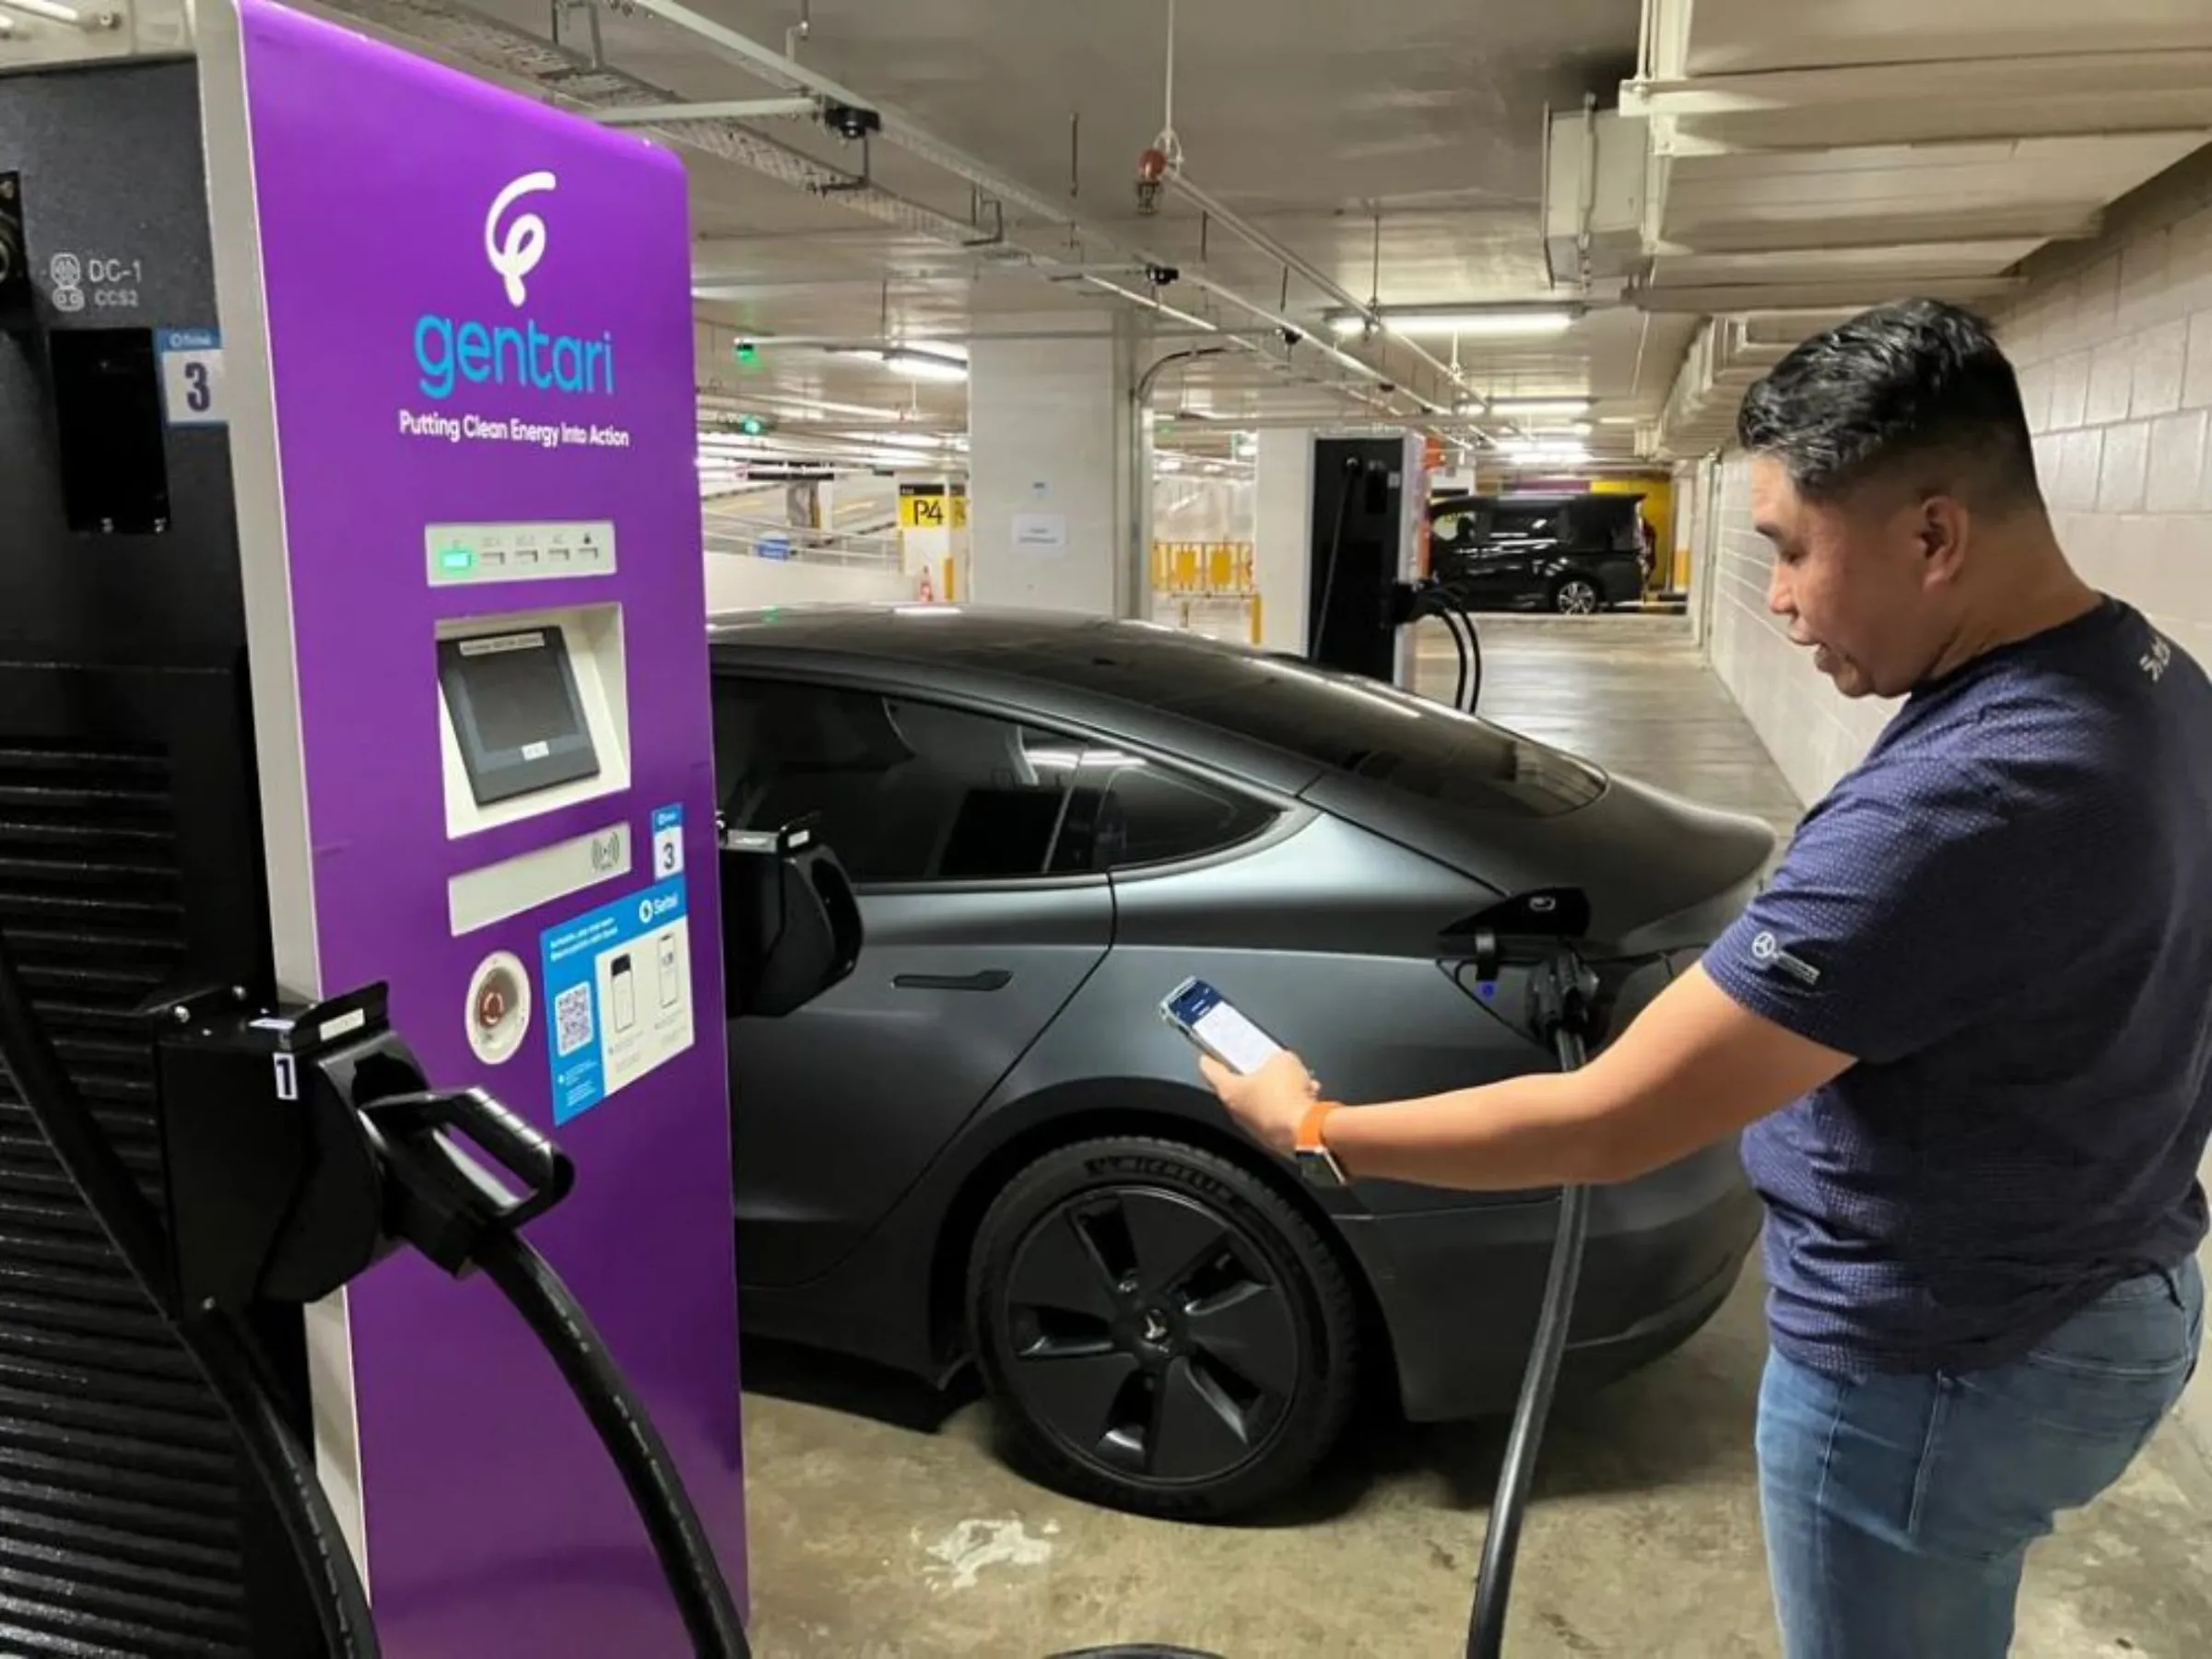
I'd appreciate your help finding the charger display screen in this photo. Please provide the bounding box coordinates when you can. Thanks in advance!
[438,626,599,806]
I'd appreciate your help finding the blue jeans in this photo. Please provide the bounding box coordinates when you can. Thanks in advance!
[1757,1257,2205,1658]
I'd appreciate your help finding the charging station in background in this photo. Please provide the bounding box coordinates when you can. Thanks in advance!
[0,0,744,1651]
[1291,431,1430,688]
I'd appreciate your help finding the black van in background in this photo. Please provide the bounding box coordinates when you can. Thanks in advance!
[1427,491,1653,614]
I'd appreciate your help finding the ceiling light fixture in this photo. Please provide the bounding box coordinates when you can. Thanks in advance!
[827,345,970,382]
[1326,305,1579,340]
[883,348,968,382]
[1488,397,1593,418]
[1500,441,1591,465]
[834,429,950,450]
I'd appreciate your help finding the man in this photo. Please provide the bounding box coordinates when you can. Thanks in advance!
[1199,299,2210,1657]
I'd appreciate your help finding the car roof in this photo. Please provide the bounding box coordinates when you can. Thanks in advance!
[1430,490,1643,512]
[706,603,1609,827]
[705,605,1782,947]
[709,602,1152,664]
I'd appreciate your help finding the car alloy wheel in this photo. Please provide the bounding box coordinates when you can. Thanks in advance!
[1003,1185,1299,1484]
[968,1135,1359,1519]
[1553,577,1601,615]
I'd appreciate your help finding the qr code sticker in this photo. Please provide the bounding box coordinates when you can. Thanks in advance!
[554,982,595,1057]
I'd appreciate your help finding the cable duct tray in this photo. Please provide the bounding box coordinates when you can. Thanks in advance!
[1543,107,1649,287]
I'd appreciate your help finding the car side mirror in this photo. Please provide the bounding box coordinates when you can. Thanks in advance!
[718,818,863,1018]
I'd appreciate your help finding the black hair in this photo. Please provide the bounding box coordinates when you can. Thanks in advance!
[1735,298,2043,513]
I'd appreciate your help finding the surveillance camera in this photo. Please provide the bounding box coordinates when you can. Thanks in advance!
[821,101,882,142]
[1378,382,1396,395]
[1277,327,1302,347]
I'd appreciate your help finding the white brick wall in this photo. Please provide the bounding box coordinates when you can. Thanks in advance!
[1700,147,2212,1480]
[1707,148,2212,804]
[1705,462,1897,806]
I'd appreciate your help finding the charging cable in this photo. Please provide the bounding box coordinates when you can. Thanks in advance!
[1465,955,1596,1658]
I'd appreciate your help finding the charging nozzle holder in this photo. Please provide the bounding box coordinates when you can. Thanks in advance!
[135,976,747,1653]
[718,814,862,1018]
[152,982,577,1313]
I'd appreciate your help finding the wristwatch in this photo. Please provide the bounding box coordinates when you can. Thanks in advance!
[1293,1098,1349,1188]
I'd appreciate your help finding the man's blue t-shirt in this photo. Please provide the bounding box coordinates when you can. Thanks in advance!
[1704,595,2212,1376]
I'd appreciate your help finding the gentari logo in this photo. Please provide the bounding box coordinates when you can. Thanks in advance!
[412,170,617,401]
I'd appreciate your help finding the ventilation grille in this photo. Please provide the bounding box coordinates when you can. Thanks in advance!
[0,741,253,1657]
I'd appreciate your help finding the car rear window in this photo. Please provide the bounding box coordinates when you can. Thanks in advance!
[1014,628,1606,818]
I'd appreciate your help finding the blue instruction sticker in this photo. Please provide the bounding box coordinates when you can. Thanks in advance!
[540,806,694,1124]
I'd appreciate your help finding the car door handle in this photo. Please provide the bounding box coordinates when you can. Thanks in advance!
[892,970,1012,992]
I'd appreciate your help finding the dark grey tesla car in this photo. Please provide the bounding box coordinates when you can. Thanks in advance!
[711,605,1772,1519]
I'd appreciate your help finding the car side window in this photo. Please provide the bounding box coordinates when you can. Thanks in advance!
[1049,751,1276,874]
[1489,505,1555,539]
[1430,509,1475,550]
[712,677,1083,884]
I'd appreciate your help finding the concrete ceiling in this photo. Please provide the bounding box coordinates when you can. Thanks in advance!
[307,0,2212,468]
[1631,0,2212,456]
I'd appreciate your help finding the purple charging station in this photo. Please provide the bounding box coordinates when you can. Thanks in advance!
[197,1,745,1649]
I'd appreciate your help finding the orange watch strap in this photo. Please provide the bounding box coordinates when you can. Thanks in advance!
[1296,1098,1340,1152]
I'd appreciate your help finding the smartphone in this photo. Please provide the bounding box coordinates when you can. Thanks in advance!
[1162,976,1285,1076]
[610,954,636,1031]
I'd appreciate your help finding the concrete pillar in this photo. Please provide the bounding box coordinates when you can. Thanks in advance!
[1252,428,1314,653]
[967,314,1148,616]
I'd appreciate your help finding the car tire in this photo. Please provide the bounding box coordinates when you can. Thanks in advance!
[967,1135,1361,1521]
[1551,575,1602,615]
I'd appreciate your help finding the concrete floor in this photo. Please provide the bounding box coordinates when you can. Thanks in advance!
[737,613,2212,1658]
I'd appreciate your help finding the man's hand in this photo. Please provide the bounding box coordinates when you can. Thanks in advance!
[1196,1050,1321,1156]
[1192,965,1854,1191]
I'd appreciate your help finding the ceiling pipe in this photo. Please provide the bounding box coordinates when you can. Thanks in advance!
[699,326,1271,350]
[1161,167,1466,410]
[594,98,817,125]
[1151,412,1599,436]
[605,0,874,112]
[521,0,1446,409]
[610,0,1129,273]
[599,6,1427,428]
[325,0,1465,437]
[1175,271,1440,417]
[323,0,989,243]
